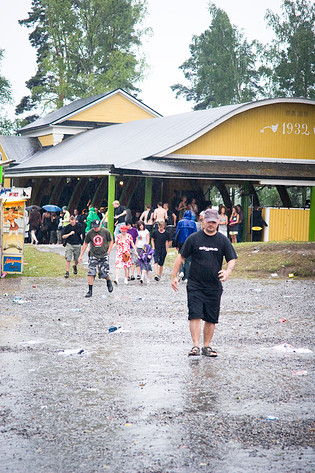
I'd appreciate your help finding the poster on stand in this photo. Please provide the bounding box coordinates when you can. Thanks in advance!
[1,200,25,274]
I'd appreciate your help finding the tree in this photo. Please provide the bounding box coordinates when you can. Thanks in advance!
[263,0,315,98]
[171,3,263,109]
[17,0,149,117]
[0,48,14,135]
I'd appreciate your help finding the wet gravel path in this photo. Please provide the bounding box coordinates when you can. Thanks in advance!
[0,247,314,472]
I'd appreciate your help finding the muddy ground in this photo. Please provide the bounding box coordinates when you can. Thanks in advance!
[0,246,314,473]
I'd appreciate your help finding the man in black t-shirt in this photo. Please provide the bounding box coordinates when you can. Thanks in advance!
[151,221,170,281]
[171,209,237,358]
[62,216,83,278]
[113,200,127,241]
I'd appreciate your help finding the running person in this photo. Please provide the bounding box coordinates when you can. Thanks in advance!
[171,209,237,357]
[78,219,114,298]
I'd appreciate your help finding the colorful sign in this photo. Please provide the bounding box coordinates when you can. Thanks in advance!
[2,255,23,273]
[1,200,25,274]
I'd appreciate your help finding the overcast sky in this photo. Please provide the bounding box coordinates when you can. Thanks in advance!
[1,0,283,118]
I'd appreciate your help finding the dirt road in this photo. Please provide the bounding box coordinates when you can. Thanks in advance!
[0,250,314,472]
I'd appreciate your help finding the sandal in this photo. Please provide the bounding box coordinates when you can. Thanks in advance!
[201,346,217,357]
[188,346,200,357]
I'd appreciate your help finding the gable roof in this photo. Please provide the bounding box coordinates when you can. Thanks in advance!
[18,88,162,133]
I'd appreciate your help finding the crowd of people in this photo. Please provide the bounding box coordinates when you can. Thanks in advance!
[25,197,266,294]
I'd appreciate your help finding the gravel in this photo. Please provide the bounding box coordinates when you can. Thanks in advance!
[0,246,314,472]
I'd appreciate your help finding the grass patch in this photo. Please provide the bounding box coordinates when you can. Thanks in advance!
[3,242,315,279]
[20,246,86,278]
[166,242,315,279]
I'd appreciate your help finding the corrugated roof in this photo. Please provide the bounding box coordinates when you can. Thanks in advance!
[6,97,315,180]
[7,104,239,174]
[0,135,41,163]
[18,88,162,132]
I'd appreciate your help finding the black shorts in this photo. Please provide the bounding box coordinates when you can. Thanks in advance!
[187,286,223,324]
[154,250,167,266]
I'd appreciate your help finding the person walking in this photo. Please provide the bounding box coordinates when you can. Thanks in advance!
[151,221,170,281]
[152,202,168,228]
[62,215,83,278]
[137,243,154,284]
[78,219,114,298]
[85,205,100,233]
[113,200,127,240]
[29,206,41,244]
[173,210,197,281]
[171,208,237,358]
[61,206,70,227]
[236,204,244,242]
[229,206,239,244]
[140,204,154,233]
[126,222,138,280]
[218,205,228,237]
[112,225,138,285]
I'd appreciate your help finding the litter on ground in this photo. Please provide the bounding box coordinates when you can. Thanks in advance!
[268,343,313,353]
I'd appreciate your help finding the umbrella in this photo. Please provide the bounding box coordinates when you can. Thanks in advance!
[26,205,41,211]
[42,204,62,212]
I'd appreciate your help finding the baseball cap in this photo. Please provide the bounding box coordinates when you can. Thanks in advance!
[204,209,219,222]
[91,219,101,228]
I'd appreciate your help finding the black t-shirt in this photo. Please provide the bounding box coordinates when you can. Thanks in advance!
[85,227,113,258]
[180,230,237,289]
[151,229,170,253]
[62,223,83,245]
[114,205,126,224]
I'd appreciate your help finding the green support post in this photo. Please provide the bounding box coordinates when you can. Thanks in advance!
[241,182,250,242]
[309,186,315,242]
[107,175,116,236]
[144,177,152,210]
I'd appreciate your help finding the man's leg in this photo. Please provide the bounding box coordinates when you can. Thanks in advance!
[189,319,202,346]
[85,275,94,297]
[203,322,215,347]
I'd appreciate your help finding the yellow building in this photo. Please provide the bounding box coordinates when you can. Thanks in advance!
[1,94,315,240]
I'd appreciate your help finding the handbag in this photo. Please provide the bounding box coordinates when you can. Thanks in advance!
[122,252,131,262]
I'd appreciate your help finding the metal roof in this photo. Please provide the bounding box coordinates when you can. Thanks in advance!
[18,88,162,132]
[0,135,41,163]
[6,97,315,181]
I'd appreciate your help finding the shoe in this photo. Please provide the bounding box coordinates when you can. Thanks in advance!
[136,275,141,280]
[154,275,160,281]
[127,277,131,281]
[107,279,113,293]
[124,278,128,285]
[85,290,92,298]
[188,346,200,357]
[113,279,118,285]
[73,265,78,275]
[140,278,143,284]
[201,346,217,357]
[130,276,135,281]
[64,271,69,278]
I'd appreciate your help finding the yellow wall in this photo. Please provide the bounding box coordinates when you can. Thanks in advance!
[173,103,315,160]
[69,93,156,124]
[268,208,310,241]
[38,134,54,147]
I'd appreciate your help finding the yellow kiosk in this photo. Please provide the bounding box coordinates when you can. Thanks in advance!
[0,187,32,275]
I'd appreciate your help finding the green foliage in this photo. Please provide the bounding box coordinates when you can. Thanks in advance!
[17,0,149,117]
[171,3,263,109]
[0,48,15,135]
[263,0,315,98]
